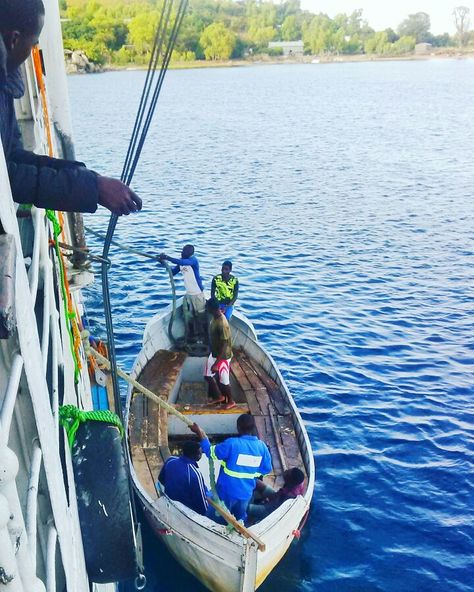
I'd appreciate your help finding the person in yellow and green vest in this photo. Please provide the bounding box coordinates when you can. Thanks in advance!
[211,260,239,321]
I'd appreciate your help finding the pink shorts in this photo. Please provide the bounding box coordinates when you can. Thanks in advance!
[204,355,231,386]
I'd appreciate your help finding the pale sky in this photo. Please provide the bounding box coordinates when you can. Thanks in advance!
[299,1,473,34]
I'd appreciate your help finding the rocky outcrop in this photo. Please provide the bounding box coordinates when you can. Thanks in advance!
[64,50,103,74]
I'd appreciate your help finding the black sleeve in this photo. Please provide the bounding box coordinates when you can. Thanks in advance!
[8,150,99,213]
[10,148,88,170]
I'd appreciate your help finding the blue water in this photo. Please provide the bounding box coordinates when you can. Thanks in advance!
[69,61,474,592]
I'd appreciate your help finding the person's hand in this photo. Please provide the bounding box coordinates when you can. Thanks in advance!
[190,422,206,439]
[211,362,219,373]
[158,253,168,263]
[97,176,142,215]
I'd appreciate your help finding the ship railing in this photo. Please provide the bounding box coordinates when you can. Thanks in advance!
[0,149,92,589]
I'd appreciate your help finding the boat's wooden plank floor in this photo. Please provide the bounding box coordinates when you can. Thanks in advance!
[129,348,306,495]
[232,350,304,489]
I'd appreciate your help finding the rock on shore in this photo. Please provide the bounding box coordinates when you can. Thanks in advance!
[65,50,103,74]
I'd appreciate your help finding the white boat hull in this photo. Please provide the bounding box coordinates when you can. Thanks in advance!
[126,303,315,591]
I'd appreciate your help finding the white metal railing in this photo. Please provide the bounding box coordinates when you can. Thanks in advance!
[0,122,92,592]
[46,523,58,592]
[26,440,43,571]
[0,353,24,444]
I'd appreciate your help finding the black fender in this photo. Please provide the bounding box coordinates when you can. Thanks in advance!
[71,420,137,583]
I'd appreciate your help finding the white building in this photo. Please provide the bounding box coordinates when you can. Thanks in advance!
[268,40,304,56]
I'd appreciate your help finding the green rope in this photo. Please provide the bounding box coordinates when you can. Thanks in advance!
[59,404,124,449]
[46,210,81,383]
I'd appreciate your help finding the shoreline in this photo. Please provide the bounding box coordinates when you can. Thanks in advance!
[68,50,474,75]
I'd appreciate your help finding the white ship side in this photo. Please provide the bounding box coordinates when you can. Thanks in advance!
[0,1,116,590]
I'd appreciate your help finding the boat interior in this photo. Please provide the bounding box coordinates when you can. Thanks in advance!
[128,348,307,507]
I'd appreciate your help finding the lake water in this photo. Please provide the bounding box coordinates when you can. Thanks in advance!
[69,60,474,592]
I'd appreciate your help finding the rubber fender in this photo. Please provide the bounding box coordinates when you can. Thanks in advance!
[71,420,137,583]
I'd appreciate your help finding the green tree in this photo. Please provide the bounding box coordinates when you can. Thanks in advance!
[200,22,236,59]
[248,24,276,46]
[302,14,333,55]
[391,35,416,55]
[128,11,159,54]
[398,12,431,42]
[364,31,389,55]
[281,15,299,41]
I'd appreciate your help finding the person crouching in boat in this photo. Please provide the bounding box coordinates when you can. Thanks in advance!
[190,414,272,524]
[247,467,305,523]
[204,297,235,409]
[211,260,239,321]
[157,441,210,516]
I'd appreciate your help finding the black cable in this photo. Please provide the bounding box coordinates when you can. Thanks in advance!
[121,0,174,183]
[97,1,189,581]
[124,0,188,186]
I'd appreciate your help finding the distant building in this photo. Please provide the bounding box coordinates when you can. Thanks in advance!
[415,42,433,55]
[268,40,304,57]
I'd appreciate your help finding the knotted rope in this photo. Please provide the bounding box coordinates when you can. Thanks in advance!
[59,404,124,449]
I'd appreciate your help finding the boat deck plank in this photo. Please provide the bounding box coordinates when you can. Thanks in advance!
[130,347,306,499]
[232,349,306,489]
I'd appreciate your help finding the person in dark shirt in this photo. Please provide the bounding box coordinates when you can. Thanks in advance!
[0,0,142,215]
[247,467,306,522]
[211,260,239,320]
[204,297,235,409]
[157,440,209,516]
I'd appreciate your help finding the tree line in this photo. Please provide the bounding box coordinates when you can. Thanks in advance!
[60,0,473,65]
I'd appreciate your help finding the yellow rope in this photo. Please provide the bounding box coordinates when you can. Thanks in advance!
[32,46,83,381]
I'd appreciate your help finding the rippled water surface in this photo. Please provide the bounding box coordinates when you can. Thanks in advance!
[69,60,474,592]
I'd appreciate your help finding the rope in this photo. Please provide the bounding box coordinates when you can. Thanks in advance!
[46,211,82,382]
[32,45,83,383]
[58,404,124,449]
[83,228,180,343]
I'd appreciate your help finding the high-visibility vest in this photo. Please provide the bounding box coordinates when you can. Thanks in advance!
[214,275,237,303]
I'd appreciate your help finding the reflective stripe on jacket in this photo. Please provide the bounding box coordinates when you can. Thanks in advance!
[201,435,272,501]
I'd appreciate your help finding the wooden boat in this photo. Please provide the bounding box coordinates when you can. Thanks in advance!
[125,299,315,592]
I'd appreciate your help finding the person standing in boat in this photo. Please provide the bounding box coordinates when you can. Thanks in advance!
[0,0,142,215]
[159,244,206,340]
[204,296,235,409]
[190,414,272,524]
[211,260,239,320]
[157,441,209,516]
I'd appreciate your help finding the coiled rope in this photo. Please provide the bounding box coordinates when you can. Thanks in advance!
[58,404,124,449]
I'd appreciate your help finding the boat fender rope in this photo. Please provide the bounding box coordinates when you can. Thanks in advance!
[59,404,124,449]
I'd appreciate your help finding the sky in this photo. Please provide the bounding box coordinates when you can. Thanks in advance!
[299,1,473,34]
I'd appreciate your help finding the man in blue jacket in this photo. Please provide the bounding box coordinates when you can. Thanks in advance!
[158,440,209,516]
[0,0,141,215]
[190,414,272,523]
